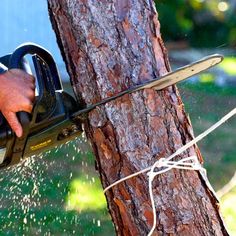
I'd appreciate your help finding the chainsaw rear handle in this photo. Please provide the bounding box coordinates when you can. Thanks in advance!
[8,43,64,136]
[9,43,63,91]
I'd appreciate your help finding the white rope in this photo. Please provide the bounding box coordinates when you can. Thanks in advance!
[147,155,204,236]
[104,108,236,193]
[103,107,236,235]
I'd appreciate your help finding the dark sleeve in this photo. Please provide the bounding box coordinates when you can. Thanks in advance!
[0,63,7,74]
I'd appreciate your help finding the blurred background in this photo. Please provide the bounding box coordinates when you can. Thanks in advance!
[0,0,235,235]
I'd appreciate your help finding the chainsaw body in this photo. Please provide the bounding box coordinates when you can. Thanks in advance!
[0,43,224,169]
[0,44,83,168]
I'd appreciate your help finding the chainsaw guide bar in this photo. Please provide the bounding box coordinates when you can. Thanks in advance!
[73,54,223,117]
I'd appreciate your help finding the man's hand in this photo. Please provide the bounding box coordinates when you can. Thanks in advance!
[0,69,35,137]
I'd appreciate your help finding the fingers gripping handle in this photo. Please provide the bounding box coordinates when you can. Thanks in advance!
[0,59,29,139]
[9,47,34,136]
[8,43,62,137]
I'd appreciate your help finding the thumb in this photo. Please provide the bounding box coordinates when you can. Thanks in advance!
[2,111,23,137]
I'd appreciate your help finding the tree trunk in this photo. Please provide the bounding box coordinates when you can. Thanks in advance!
[47,1,228,235]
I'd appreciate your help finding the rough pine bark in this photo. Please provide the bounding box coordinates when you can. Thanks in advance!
[47,1,229,235]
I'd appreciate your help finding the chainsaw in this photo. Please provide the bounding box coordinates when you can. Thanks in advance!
[0,43,223,168]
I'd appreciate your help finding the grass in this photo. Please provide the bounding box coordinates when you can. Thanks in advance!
[179,82,236,188]
[218,57,236,76]
[0,141,115,236]
[65,176,107,211]
[220,187,236,234]
[0,81,235,235]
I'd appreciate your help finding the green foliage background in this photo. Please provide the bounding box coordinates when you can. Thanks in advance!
[156,0,236,47]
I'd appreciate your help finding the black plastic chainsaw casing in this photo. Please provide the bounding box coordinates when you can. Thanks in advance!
[0,43,83,168]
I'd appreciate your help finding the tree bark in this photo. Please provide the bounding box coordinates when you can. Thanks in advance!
[47,1,229,235]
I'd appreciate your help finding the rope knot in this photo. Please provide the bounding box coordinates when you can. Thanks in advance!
[155,158,166,167]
